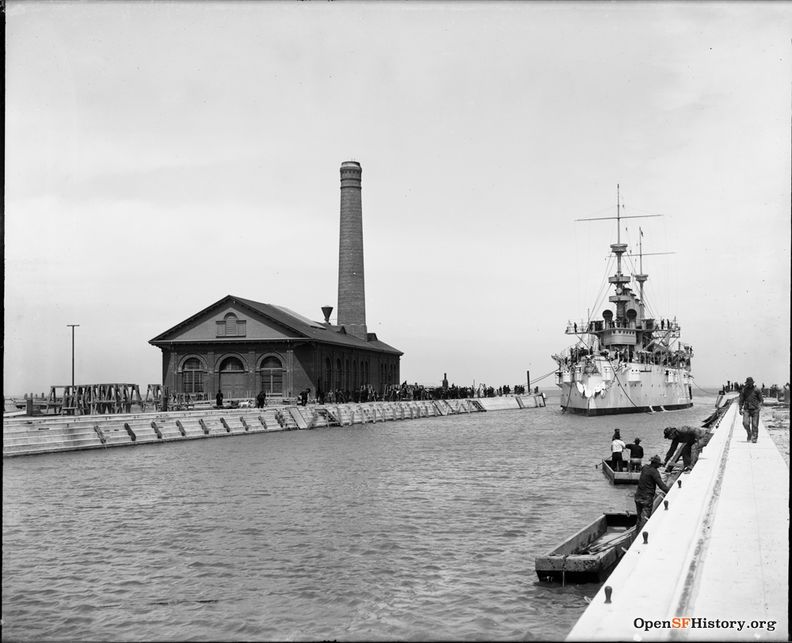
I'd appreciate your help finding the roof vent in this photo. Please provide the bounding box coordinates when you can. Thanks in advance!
[321,305,333,323]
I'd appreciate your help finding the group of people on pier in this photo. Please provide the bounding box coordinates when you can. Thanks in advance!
[722,379,789,404]
[629,375,764,536]
[205,379,539,409]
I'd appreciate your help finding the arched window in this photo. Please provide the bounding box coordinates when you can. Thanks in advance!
[219,356,244,371]
[260,356,284,395]
[182,357,205,394]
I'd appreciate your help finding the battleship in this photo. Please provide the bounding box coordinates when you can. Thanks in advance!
[552,187,693,416]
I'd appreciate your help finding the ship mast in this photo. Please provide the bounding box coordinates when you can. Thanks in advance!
[634,227,648,322]
[575,186,662,326]
[610,184,630,324]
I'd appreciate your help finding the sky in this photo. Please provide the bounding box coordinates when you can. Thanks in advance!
[4,1,791,396]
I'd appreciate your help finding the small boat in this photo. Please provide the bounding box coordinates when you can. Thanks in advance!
[535,512,637,583]
[601,458,640,485]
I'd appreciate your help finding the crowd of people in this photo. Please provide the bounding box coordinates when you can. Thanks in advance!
[209,380,539,408]
[568,317,679,334]
[556,344,692,371]
[722,380,789,403]
[316,382,531,404]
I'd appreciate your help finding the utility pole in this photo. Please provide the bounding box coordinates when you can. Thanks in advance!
[67,324,80,387]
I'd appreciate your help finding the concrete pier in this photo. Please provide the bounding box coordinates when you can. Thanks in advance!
[3,394,545,458]
[567,402,789,641]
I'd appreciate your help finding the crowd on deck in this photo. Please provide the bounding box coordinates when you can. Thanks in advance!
[554,344,693,370]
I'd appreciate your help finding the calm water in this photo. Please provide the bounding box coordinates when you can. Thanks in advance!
[2,393,717,641]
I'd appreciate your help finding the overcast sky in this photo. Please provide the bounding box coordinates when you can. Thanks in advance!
[5,1,790,396]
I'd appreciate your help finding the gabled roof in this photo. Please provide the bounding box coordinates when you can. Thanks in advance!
[149,294,403,356]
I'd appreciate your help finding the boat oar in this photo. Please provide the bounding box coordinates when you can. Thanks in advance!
[584,529,635,555]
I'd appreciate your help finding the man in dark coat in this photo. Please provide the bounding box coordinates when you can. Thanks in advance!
[739,376,763,443]
[634,455,670,535]
[663,425,706,471]
[215,391,224,409]
[256,390,267,408]
[626,438,644,472]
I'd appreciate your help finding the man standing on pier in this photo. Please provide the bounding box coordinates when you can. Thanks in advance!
[739,376,763,443]
[634,455,669,536]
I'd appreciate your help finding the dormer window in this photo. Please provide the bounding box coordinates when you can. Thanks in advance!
[216,313,246,337]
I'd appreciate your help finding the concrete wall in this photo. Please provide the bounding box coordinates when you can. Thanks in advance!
[4,395,546,458]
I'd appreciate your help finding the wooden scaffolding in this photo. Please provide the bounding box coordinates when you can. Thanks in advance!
[49,384,143,415]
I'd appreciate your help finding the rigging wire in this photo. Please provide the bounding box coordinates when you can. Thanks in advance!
[587,255,615,322]
[626,207,668,217]
[574,216,581,319]
[691,379,713,395]
[530,368,561,385]
[603,354,647,411]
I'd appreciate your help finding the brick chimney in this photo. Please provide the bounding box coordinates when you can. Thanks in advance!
[337,161,367,340]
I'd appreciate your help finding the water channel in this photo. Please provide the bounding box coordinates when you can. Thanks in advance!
[2,393,717,640]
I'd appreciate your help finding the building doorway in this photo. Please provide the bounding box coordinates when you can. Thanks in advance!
[219,356,247,399]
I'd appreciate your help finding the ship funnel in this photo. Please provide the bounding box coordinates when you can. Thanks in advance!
[321,305,333,323]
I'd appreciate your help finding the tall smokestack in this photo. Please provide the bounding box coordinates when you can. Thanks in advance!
[337,161,367,340]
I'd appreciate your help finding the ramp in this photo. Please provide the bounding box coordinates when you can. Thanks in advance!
[287,407,309,429]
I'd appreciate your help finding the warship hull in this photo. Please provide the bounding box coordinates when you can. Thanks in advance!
[557,360,692,416]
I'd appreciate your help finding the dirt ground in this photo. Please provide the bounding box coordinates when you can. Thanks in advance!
[763,404,790,467]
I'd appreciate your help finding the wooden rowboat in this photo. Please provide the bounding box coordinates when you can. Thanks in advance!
[535,512,637,583]
[601,458,641,485]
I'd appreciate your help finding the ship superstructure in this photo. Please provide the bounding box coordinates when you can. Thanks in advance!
[553,187,693,415]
